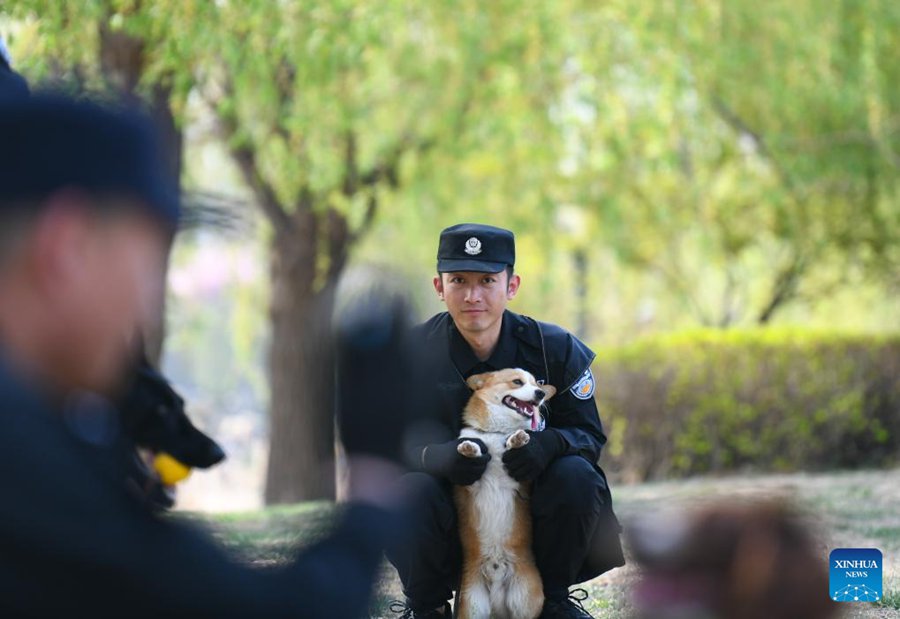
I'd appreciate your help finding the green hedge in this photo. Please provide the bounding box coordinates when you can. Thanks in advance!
[594,329,900,482]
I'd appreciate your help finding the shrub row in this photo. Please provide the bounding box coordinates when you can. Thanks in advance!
[593,329,900,482]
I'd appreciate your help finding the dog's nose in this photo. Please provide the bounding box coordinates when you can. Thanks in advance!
[534,389,545,400]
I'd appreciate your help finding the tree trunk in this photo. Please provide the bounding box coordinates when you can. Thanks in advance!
[263,221,338,504]
[98,23,182,365]
[141,82,181,366]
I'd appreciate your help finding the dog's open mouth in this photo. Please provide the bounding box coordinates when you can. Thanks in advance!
[502,395,538,419]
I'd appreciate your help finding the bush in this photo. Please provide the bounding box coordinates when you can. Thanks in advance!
[594,329,900,482]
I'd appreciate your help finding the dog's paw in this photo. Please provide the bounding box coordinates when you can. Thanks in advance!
[458,440,483,458]
[506,429,530,449]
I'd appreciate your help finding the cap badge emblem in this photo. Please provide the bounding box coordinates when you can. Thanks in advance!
[464,237,482,255]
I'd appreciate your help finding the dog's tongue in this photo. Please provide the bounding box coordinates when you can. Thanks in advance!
[531,409,539,430]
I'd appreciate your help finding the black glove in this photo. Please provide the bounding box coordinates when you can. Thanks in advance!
[502,429,566,482]
[335,289,415,465]
[422,438,491,486]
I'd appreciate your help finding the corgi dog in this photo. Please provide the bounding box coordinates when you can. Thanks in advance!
[455,368,556,619]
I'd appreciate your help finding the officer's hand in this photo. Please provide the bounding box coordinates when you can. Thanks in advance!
[502,429,566,482]
[335,288,414,466]
[422,438,491,486]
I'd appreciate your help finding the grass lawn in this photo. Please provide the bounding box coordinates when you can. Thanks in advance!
[189,467,900,618]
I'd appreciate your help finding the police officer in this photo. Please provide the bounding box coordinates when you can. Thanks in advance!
[0,93,409,617]
[387,224,625,618]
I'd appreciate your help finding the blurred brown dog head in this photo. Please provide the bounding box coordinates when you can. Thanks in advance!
[628,500,837,619]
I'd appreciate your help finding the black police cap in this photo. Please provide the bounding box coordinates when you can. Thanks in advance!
[437,223,515,273]
[0,93,179,228]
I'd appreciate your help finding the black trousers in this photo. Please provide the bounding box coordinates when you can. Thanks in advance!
[386,456,624,612]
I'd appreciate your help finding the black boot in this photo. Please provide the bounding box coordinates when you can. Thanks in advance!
[539,588,595,619]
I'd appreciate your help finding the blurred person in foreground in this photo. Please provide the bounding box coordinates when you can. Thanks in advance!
[628,500,838,619]
[0,41,227,512]
[0,93,409,617]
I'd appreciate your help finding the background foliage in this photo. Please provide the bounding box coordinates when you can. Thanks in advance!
[2,0,898,506]
[5,1,898,335]
[597,329,900,481]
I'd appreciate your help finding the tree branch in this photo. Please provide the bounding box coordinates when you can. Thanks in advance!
[348,193,378,245]
[98,21,145,95]
[342,130,359,196]
[711,95,797,194]
[757,253,806,324]
[713,95,817,324]
[627,184,714,325]
[229,140,294,232]
[325,207,349,284]
[338,128,433,248]
[204,79,293,232]
[354,131,432,191]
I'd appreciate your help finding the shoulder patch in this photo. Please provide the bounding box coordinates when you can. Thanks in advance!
[570,369,595,400]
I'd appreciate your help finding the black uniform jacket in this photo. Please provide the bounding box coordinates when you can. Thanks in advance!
[409,310,625,574]
[0,351,393,618]
[410,310,607,465]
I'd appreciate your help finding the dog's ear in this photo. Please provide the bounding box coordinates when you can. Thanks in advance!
[466,372,491,391]
[541,384,557,401]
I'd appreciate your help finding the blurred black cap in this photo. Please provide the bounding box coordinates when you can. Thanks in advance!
[437,223,515,273]
[0,94,180,229]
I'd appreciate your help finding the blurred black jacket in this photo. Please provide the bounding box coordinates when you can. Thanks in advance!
[0,351,393,618]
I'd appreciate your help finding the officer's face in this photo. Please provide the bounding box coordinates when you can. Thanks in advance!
[434,270,520,334]
[31,199,169,393]
[76,211,168,392]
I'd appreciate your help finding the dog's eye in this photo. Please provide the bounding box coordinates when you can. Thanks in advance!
[512,379,524,386]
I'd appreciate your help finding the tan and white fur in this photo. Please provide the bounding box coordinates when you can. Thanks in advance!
[455,368,556,619]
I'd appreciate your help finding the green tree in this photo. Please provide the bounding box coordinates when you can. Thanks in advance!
[559,0,900,326]
[5,0,571,502]
[8,0,897,505]
[195,1,571,502]
[6,0,200,361]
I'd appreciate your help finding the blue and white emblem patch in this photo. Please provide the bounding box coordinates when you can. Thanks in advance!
[570,369,595,400]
